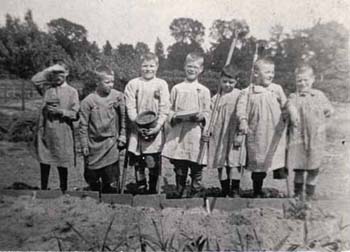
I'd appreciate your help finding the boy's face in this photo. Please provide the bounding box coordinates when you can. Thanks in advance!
[97,75,114,95]
[220,76,237,93]
[49,71,67,86]
[296,71,314,93]
[184,60,203,82]
[255,64,274,86]
[141,60,158,80]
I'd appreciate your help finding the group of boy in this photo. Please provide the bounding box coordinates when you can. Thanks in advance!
[31,51,333,200]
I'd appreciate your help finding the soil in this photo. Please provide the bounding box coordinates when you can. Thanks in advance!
[0,195,348,251]
[0,102,349,251]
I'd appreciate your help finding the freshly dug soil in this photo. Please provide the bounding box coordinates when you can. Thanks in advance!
[0,194,348,251]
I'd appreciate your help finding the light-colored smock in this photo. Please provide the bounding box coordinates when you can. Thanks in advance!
[32,81,79,168]
[79,89,126,170]
[287,89,333,170]
[208,88,245,169]
[236,83,287,172]
[124,77,170,155]
[162,80,211,165]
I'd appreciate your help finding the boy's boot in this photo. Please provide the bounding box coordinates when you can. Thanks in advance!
[58,167,68,192]
[219,179,230,197]
[40,163,50,190]
[190,168,204,198]
[252,172,266,198]
[230,179,240,198]
[175,175,186,198]
[253,180,263,198]
[294,183,304,200]
[148,175,158,194]
[102,183,118,194]
[89,181,101,191]
[305,184,316,201]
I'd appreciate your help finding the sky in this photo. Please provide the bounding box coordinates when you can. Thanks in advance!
[0,0,349,50]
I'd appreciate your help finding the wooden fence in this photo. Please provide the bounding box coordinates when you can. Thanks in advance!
[0,79,41,110]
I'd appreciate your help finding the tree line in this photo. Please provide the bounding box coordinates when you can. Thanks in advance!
[0,10,348,98]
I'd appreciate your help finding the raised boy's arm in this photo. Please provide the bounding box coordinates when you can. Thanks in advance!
[31,69,50,96]
[79,99,90,153]
[155,82,170,129]
[60,89,80,121]
[124,82,138,122]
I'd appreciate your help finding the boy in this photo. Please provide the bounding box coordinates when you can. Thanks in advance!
[209,64,245,197]
[162,52,211,198]
[287,64,333,200]
[236,58,288,197]
[79,65,126,193]
[124,53,170,194]
[31,63,79,192]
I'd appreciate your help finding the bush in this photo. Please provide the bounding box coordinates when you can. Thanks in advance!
[6,111,37,142]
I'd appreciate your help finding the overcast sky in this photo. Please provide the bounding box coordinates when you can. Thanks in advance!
[0,0,349,50]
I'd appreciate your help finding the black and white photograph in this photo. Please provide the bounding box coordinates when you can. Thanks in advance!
[0,0,349,251]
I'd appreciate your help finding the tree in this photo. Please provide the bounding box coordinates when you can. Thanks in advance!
[0,10,69,79]
[208,19,250,72]
[305,21,349,80]
[103,40,112,56]
[135,42,150,56]
[169,18,205,44]
[154,37,165,70]
[47,18,88,58]
[166,41,204,70]
[112,43,139,87]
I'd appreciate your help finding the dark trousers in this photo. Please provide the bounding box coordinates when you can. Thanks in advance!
[172,159,204,195]
[40,163,68,191]
[84,162,120,192]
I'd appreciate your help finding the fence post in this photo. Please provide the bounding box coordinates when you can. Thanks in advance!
[21,79,25,111]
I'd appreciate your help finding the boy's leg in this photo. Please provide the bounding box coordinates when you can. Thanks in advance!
[57,166,68,192]
[130,154,147,194]
[100,162,119,193]
[173,160,189,198]
[251,172,267,198]
[146,154,161,194]
[84,165,101,191]
[189,162,204,197]
[218,167,230,197]
[294,169,305,199]
[40,163,50,190]
[305,168,319,200]
[229,166,241,198]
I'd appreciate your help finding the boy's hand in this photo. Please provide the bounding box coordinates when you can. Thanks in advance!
[82,147,89,156]
[239,119,249,134]
[200,134,210,143]
[46,105,63,116]
[233,133,244,147]
[144,126,161,136]
[117,135,127,150]
[190,112,205,123]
